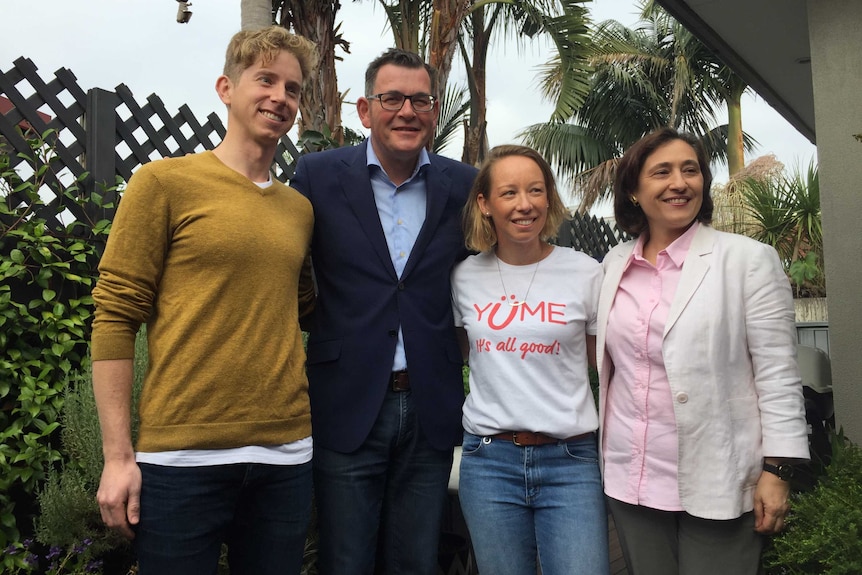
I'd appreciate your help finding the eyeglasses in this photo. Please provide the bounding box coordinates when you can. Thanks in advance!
[367,92,437,113]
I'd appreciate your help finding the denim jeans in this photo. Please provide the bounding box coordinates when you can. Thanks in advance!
[313,389,454,575]
[458,432,609,575]
[136,461,312,575]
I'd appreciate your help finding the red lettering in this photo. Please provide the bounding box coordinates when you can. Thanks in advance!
[548,303,566,324]
[473,302,493,323]
[487,303,519,330]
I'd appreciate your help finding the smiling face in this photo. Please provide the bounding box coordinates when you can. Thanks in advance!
[216,49,303,146]
[633,138,704,242]
[357,63,438,171]
[477,155,549,255]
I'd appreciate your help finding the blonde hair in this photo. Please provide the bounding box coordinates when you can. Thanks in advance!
[223,26,319,83]
[463,145,568,253]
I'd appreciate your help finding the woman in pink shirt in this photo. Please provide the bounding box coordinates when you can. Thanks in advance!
[596,128,809,575]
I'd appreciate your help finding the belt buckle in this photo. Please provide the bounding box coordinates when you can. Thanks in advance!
[512,432,523,446]
[391,370,409,391]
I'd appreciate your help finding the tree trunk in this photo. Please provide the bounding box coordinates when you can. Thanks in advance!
[461,7,490,166]
[726,79,746,175]
[428,0,471,100]
[241,0,272,29]
[279,1,345,145]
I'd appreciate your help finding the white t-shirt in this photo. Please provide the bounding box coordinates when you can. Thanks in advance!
[451,246,602,438]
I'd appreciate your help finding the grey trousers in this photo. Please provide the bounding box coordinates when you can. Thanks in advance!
[607,497,765,575]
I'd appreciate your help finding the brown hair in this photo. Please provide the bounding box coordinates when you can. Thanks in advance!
[223,26,319,83]
[365,48,438,97]
[613,127,714,237]
[463,145,568,252]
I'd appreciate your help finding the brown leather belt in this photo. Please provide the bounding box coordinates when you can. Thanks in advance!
[491,431,593,446]
[390,370,410,391]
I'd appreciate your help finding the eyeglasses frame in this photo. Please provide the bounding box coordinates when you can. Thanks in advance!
[366,91,437,113]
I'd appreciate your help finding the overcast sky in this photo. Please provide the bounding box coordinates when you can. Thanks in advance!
[2,0,816,188]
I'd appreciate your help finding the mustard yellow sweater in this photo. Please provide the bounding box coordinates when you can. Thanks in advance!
[92,151,314,452]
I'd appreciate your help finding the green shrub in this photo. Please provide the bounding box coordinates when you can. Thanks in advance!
[1,130,116,555]
[763,430,862,574]
[32,330,147,571]
[36,328,147,572]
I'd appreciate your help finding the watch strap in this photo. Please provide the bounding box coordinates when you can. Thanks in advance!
[763,461,794,481]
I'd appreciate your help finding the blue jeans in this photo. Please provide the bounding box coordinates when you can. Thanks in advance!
[458,432,609,575]
[313,389,454,575]
[136,462,312,575]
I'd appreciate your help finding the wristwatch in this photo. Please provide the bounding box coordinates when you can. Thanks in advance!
[763,462,795,481]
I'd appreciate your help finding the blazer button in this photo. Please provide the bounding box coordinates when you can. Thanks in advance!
[388,330,397,337]
[397,282,406,291]
[676,392,689,404]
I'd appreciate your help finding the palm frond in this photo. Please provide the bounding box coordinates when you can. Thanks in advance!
[537,0,595,121]
[434,84,470,155]
[518,121,619,205]
[741,176,798,262]
[700,125,758,168]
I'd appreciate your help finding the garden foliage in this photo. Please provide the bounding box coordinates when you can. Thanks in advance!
[741,162,823,297]
[764,430,862,574]
[0,131,114,562]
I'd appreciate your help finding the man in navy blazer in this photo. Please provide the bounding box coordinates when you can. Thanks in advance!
[290,48,478,575]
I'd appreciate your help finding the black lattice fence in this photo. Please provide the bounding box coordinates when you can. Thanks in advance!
[0,56,301,233]
[555,212,631,260]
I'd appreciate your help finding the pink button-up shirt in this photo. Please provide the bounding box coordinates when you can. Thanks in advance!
[602,222,699,511]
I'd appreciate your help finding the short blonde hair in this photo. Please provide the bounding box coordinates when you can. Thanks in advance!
[223,26,319,83]
[463,145,568,253]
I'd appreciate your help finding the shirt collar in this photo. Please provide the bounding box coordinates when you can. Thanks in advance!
[629,221,700,268]
[365,139,431,181]
[665,221,700,267]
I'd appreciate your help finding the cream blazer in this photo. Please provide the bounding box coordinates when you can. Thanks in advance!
[596,224,810,520]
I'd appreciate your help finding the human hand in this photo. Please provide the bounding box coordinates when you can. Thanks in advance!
[96,459,142,539]
[753,471,791,534]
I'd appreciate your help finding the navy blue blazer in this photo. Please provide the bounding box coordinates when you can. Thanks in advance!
[291,141,478,452]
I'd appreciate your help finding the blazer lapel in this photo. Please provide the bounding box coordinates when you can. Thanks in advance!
[598,241,635,365]
[401,156,452,279]
[338,141,398,280]
[664,225,715,336]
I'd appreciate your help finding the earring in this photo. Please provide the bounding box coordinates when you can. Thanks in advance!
[485,212,491,217]
[630,196,639,206]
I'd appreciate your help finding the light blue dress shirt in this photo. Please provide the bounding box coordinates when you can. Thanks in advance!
[366,142,430,372]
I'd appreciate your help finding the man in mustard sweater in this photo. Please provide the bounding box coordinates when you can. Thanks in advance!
[90,27,318,575]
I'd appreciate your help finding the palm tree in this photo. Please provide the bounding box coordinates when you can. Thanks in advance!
[275,0,350,146]
[378,0,429,55]
[237,1,349,149]
[376,0,468,95]
[638,1,748,176]
[240,0,272,29]
[459,0,594,165]
[374,0,594,164]
[520,1,754,210]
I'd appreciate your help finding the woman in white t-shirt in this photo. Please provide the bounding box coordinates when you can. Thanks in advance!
[451,145,609,575]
